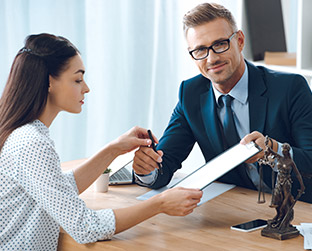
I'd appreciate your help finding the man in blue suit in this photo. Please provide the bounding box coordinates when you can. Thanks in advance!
[132,3,312,203]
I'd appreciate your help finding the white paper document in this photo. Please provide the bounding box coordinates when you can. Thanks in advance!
[171,142,261,190]
[136,182,235,206]
[137,142,260,205]
[296,223,312,250]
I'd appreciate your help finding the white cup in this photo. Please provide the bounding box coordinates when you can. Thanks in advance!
[94,173,109,192]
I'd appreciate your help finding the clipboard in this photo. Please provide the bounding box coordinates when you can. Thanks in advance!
[170,142,262,190]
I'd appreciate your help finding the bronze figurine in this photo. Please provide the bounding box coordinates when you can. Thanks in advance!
[258,136,305,240]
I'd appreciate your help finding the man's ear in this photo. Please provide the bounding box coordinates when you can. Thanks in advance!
[237,30,245,52]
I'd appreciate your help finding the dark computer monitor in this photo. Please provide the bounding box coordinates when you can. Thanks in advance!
[244,0,287,61]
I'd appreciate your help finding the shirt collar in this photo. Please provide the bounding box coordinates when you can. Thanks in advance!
[33,119,50,136]
[212,62,248,106]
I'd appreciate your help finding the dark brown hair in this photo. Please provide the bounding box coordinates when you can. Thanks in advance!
[0,33,79,150]
[183,3,237,37]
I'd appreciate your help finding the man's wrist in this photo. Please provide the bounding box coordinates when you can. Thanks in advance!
[269,137,277,152]
[134,169,157,185]
[135,172,153,177]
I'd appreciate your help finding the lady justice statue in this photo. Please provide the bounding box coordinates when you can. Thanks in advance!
[258,136,305,240]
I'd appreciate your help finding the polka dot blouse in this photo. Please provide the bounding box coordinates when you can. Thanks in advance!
[0,120,115,250]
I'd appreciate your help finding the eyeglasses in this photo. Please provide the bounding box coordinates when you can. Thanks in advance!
[189,31,238,60]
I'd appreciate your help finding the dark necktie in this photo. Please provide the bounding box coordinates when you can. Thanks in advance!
[221,95,240,148]
[219,95,267,191]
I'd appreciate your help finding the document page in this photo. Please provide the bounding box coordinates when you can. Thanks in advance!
[137,182,235,206]
[171,142,261,190]
[137,142,260,205]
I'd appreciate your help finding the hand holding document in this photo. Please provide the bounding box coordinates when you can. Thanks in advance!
[137,182,235,206]
[171,142,261,190]
[137,142,261,205]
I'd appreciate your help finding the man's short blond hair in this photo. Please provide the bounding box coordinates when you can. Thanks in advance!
[183,3,238,37]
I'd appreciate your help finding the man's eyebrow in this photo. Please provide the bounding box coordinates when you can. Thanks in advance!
[74,69,85,74]
[188,37,229,51]
[188,44,206,51]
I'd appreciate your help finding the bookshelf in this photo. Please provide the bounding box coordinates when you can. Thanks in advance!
[297,0,312,72]
[242,0,312,88]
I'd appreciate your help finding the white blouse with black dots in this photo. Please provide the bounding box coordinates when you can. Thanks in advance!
[0,120,115,250]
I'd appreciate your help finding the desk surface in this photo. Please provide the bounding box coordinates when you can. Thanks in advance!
[58,160,311,251]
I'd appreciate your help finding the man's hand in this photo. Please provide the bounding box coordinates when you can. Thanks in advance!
[132,146,163,175]
[240,131,267,163]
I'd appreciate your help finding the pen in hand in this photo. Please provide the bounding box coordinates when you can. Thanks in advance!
[147,129,163,175]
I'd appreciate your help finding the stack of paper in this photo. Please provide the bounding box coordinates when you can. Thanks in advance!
[296,223,312,249]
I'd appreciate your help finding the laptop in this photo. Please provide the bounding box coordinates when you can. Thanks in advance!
[108,150,135,185]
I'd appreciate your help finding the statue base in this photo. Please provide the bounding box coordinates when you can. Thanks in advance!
[261,225,299,240]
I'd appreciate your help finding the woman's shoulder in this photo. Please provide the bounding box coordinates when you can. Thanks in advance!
[0,120,54,174]
[5,120,52,151]
[12,120,43,136]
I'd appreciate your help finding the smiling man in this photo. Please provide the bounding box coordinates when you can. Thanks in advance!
[132,3,312,203]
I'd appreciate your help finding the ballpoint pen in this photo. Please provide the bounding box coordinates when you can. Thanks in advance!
[147,129,163,175]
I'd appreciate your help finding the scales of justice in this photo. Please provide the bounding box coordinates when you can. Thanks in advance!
[257,136,305,240]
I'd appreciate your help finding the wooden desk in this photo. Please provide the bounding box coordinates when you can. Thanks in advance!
[58,160,311,250]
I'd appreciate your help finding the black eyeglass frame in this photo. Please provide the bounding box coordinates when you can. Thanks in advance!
[189,31,238,60]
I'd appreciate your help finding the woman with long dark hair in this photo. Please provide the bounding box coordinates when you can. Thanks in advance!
[0,33,202,250]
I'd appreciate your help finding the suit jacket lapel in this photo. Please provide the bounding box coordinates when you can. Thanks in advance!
[247,62,268,133]
[200,83,224,155]
[200,62,268,155]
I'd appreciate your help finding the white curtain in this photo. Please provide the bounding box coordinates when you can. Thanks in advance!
[0,0,242,162]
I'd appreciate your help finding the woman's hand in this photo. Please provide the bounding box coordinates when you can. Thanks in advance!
[113,186,203,234]
[156,187,203,216]
[74,126,153,193]
[110,126,154,156]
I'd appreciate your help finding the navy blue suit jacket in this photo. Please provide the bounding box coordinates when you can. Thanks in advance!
[141,61,312,203]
